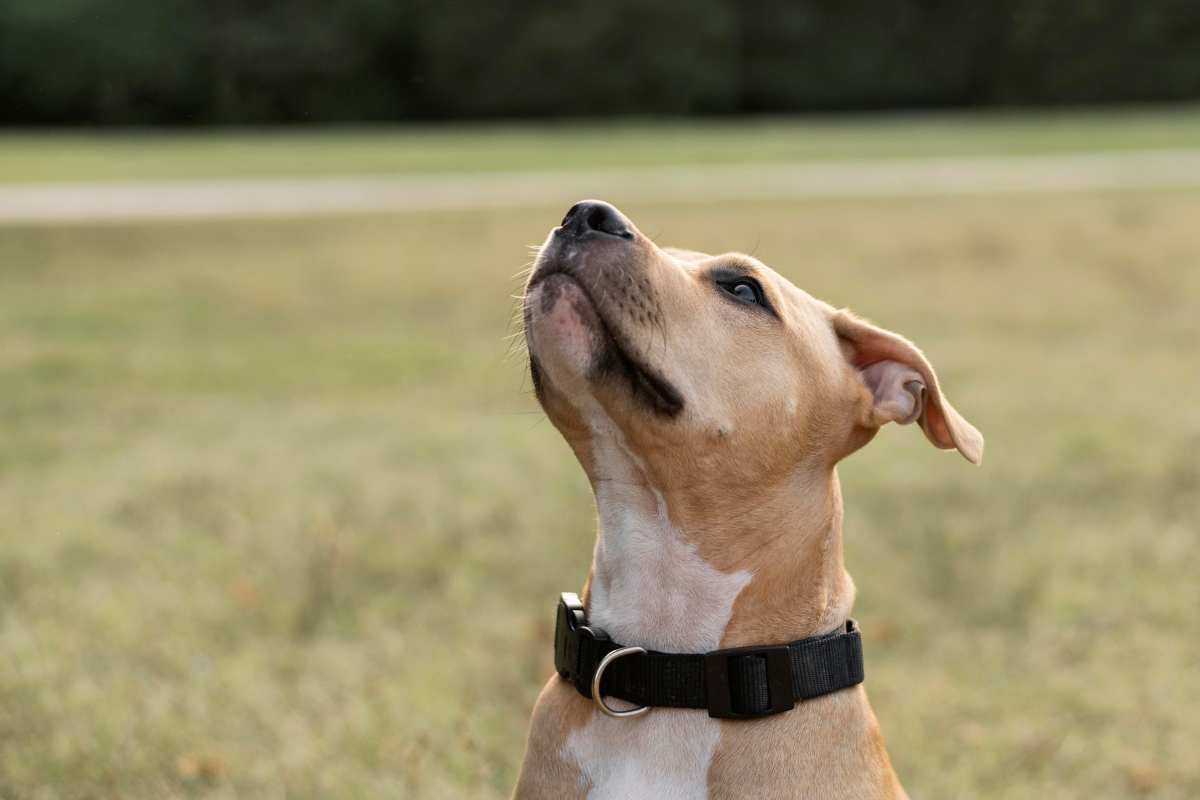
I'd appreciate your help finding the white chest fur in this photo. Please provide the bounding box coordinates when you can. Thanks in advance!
[562,404,751,799]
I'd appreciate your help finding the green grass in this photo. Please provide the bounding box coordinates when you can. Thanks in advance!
[3,105,1200,184]
[2,186,1199,797]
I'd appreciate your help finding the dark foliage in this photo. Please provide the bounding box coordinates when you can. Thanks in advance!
[1,0,1198,124]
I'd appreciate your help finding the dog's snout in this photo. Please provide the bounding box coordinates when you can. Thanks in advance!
[560,200,633,241]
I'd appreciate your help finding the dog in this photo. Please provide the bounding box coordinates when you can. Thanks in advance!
[514,200,982,799]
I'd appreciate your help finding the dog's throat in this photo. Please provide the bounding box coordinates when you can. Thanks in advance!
[582,478,749,654]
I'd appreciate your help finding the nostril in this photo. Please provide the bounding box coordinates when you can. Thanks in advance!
[584,202,633,239]
[585,206,610,233]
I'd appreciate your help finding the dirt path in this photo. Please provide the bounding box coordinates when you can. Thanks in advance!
[3,149,1200,223]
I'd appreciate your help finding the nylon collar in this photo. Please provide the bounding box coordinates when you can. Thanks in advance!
[553,592,865,720]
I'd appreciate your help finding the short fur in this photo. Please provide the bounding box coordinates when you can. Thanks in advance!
[514,202,982,799]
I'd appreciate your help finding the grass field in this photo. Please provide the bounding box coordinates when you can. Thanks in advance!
[2,105,1200,184]
[2,119,1199,799]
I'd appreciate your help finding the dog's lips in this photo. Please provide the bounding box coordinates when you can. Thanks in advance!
[526,267,683,418]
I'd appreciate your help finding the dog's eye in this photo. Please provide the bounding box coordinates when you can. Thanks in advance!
[720,278,764,306]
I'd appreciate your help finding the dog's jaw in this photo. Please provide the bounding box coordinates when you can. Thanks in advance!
[524,273,603,397]
[528,271,679,410]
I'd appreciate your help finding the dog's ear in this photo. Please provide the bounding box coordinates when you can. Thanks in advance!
[832,310,983,464]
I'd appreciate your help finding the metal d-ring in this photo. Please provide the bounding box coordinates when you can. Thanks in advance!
[592,646,649,719]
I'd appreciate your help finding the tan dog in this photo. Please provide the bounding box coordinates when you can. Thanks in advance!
[514,200,982,799]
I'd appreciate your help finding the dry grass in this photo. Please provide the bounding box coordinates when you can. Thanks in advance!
[1,189,1198,798]
[2,105,1200,184]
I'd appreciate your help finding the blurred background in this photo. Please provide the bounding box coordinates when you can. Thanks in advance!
[3,0,1200,123]
[1,2,1199,799]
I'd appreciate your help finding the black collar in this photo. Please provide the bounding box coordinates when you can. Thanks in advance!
[553,592,864,719]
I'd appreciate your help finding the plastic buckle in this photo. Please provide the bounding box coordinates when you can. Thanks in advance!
[704,645,795,719]
[555,592,613,697]
[554,592,587,680]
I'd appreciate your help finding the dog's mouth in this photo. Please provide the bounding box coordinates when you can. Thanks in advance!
[527,268,684,418]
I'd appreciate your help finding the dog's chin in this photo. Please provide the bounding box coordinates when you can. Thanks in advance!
[525,273,604,383]
[525,272,683,418]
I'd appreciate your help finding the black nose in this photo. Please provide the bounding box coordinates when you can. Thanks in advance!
[560,200,633,240]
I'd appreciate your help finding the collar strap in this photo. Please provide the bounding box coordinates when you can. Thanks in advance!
[553,592,865,720]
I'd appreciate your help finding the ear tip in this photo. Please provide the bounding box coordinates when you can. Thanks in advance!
[958,432,985,465]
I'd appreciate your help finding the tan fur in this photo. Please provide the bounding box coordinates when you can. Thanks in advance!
[512,679,595,798]
[514,201,980,799]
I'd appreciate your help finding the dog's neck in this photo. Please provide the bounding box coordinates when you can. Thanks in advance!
[578,414,854,655]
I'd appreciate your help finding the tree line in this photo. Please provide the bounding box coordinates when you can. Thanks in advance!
[2,0,1197,125]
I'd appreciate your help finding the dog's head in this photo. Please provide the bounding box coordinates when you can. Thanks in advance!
[523,201,982,491]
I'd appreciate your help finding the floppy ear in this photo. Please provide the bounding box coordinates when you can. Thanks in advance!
[833,310,984,464]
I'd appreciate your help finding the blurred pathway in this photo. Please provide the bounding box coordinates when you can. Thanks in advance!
[4,149,1200,223]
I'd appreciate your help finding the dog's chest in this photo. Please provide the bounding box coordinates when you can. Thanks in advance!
[565,710,722,799]
[564,484,750,798]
